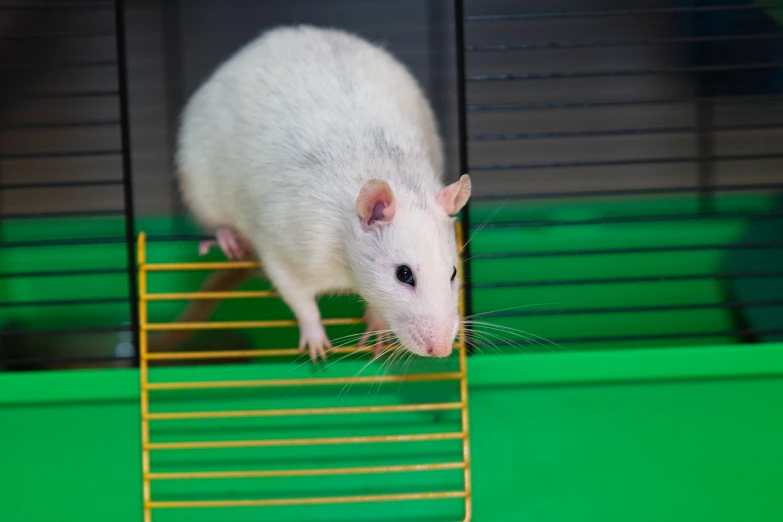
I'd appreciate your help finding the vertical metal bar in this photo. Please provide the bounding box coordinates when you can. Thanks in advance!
[113,0,140,365]
[453,0,474,354]
[694,0,715,214]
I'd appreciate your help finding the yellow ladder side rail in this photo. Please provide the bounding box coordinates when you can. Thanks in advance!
[137,232,152,522]
[456,222,473,522]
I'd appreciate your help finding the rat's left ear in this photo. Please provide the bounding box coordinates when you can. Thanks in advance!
[357,179,396,230]
[436,174,472,215]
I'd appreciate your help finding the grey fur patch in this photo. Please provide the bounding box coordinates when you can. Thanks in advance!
[368,127,404,162]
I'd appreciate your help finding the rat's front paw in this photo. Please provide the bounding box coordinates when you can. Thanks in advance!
[298,323,331,363]
[358,305,391,359]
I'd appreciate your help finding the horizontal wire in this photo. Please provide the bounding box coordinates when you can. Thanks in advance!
[466,32,783,51]
[0,89,118,101]
[472,271,783,288]
[1,119,120,130]
[465,3,783,21]
[144,372,463,391]
[2,234,217,248]
[468,94,783,112]
[145,290,277,300]
[0,267,126,279]
[479,211,783,229]
[0,297,128,308]
[471,182,783,201]
[481,300,783,318]
[145,346,376,361]
[143,318,361,331]
[0,60,116,70]
[471,243,783,259]
[1,149,121,160]
[468,122,783,142]
[0,325,130,337]
[484,329,783,346]
[470,152,783,171]
[0,209,124,220]
[466,62,783,82]
[145,402,463,421]
[0,2,114,10]
[145,432,466,451]
[147,462,466,480]
[147,490,467,509]
[0,180,122,191]
[0,30,114,40]
[0,354,135,368]
[0,237,128,248]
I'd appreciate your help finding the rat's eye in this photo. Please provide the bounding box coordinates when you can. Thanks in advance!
[451,266,457,281]
[396,265,415,287]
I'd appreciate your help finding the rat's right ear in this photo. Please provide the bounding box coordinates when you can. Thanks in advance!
[357,179,396,229]
[436,174,472,216]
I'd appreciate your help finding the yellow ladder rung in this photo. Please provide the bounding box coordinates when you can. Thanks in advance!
[143,318,360,330]
[143,261,260,271]
[145,346,373,360]
[146,431,466,451]
[146,402,463,420]
[147,490,468,509]
[147,462,466,480]
[145,290,278,300]
[144,372,464,391]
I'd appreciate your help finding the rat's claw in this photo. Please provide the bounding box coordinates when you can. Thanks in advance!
[216,227,246,260]
[298,324,331,364]
[373,333,391,360]
[359,305,391,359]
[217,229,242,259]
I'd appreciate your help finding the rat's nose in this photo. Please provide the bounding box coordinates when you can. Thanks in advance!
[425,338,453,357]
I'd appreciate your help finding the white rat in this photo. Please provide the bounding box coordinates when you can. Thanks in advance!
[175,25,471,362]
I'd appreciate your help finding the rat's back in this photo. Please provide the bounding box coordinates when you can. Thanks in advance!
[176,25,444,243]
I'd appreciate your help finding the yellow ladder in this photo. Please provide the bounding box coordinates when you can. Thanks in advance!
[137,225,472,521]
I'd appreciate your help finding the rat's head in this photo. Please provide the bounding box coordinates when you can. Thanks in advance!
[350,174,472,358]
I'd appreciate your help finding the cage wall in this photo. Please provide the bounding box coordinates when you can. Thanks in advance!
[3,0,783,367]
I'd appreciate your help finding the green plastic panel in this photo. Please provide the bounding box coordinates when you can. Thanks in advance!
[2,346,783,522]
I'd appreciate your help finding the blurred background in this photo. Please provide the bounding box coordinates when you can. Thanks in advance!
[1,1,782,521]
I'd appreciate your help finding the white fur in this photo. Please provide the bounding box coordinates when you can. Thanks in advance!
[176,25,462,358]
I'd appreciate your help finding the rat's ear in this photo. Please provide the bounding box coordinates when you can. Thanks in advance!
[357,179,396,229]
[436,174,472,215]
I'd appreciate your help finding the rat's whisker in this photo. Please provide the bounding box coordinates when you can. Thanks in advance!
[465,321,550,351]
[463,301,592,320]
[465,320,566,352]
[473,327,535,354]
[464,330,504,355]
[470,321,565,351]
[466,326,532,354]
[371,341,403,396]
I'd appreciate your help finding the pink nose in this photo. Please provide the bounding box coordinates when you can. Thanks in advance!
[425,339,453,357]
